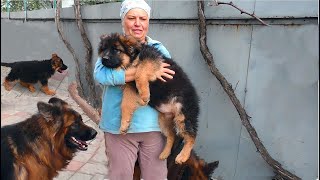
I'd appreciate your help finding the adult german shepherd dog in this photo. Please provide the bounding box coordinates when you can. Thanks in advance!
[98,33,199,164]
[1,53,68,95]
[1,97,97,180]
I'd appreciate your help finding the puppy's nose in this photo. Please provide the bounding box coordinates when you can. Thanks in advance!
[103,56,109,61]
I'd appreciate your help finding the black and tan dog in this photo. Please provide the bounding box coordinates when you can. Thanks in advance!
[98,33,199,164]
[1,53,68,95]
[1,97,97,180]
[134,137,219,180]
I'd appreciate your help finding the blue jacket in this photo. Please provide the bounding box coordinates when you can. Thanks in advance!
[94,36,171,134]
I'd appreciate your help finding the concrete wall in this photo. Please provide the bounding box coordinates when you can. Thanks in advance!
[1,1,318,179]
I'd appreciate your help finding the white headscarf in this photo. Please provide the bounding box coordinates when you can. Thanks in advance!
[120,0,151,20]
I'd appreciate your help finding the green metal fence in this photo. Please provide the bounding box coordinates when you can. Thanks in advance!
[1,0,121,19]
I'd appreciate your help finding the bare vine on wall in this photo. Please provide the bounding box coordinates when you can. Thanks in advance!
[55,0,84,97]
[197,1,300,179]
[55,0,100,108]
[209,0,269,26]
[73,0,99,107]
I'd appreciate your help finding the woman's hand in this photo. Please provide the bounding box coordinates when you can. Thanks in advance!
[155,62,175,82]
[125,62,175,83]
[125,67,137,82]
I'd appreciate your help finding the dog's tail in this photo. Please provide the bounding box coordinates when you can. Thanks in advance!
[1,62,15,67]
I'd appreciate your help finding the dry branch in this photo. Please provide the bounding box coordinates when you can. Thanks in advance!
[55,0,84,96]
[209,0,269,26]
[68,82,100,124]
[197,1,300,179]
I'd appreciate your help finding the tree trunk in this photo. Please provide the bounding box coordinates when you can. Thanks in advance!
[55,0,84,97]
[73,0,100,108]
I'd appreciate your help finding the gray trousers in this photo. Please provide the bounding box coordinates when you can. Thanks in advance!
[104,132,167,180]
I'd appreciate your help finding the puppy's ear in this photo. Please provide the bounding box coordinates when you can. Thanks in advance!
[119,34,142,53]
[37,102,54,122]
[100,34,109,41]
[48,97,69,110]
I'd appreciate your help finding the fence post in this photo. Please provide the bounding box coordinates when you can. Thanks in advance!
[6,0,10,19]
[53,0,56,16]
[24,0,27,21]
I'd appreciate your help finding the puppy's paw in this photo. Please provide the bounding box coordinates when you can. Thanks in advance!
[3,83,12,91]
[119,127,128,135]
[175,152,190,164]
[44,90,56,96]
[119,124,129,135]
[29,86,36,93]
[138,98,149,106]
[159,150,170,160]
[138,93,150,106]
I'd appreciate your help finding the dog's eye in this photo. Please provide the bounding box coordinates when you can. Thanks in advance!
[71,121,80,128]
[114,49,120,54]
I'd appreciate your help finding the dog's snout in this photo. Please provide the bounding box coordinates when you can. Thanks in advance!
[102,56,109,61]
[90,129,98,139]
[62,63,68,70]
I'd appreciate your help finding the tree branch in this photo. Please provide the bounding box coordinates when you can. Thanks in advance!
[55,0,84,97]
[73,0,99,107]
[68,82,100,124]
[197,1,300,179]
[209,0,269,26]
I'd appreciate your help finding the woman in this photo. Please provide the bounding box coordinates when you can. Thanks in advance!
[94,0,175,179]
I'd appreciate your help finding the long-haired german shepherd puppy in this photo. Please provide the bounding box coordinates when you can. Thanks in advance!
[98,33,199,164]
[1,53,68,95]
[1,97,97,180]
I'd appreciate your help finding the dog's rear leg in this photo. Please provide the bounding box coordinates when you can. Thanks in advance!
[20,81,36,92]
[3,72,18,91]
[159,113,175,160]
[174,113,196,164]
[120,85,140,134]
[40,80,55,95]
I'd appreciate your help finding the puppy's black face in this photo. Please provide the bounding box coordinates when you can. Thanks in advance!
[98,33,141,69]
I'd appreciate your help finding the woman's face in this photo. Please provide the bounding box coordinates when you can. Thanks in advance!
[122,8,149,43]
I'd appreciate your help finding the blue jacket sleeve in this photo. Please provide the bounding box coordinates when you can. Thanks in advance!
[93,57,126,86]
[156,44,171,59]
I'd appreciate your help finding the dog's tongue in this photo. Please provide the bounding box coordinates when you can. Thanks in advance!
[57,69,63,73]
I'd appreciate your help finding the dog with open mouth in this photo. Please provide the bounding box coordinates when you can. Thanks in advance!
[1,53,68,95]
[1,97,97,180]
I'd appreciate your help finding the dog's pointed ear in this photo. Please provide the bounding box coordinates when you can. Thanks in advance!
[100,34,109,41]
[119,34,142,52]
[37,102,54,122]
[204,161,219,177]
[48,97,69,110]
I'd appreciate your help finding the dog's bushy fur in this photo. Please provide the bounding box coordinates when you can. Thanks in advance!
[134,137,219,180]
[98,33,199,164]
[1,53,68,95]
[1,97,97,180]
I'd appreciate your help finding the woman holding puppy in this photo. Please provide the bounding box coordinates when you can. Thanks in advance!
[94,0,175,179]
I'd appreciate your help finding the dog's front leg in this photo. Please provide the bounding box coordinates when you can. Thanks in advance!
[40,80,55,95]
[120,85,140,134]
[135,61,158,106]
